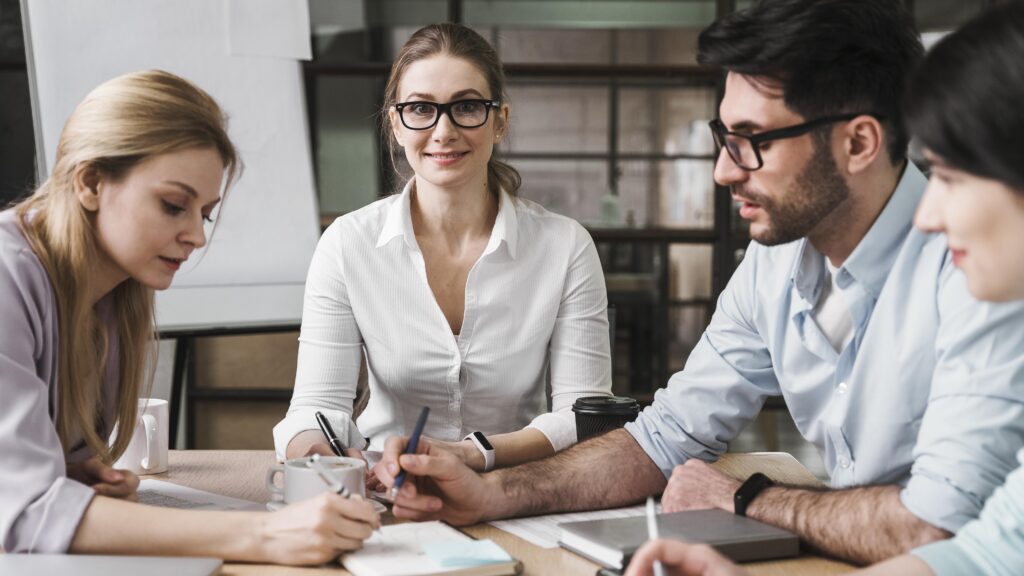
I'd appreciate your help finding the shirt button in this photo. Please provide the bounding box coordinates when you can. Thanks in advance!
[836,382,848,395]
[839,457,851,469]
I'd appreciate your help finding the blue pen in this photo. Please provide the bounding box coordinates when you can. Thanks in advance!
[390,406,430,500]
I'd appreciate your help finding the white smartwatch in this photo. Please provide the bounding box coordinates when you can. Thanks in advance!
[463,431,495,472]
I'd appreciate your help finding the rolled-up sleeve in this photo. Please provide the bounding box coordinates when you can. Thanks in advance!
[901,265,1024,532]
[912,449,1024,576]
[528,224,612,452]
[626,243,778,478]
[273,221,365,460]
[0,245,95,553]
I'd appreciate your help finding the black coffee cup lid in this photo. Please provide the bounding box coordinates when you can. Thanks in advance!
[572,395,641,416]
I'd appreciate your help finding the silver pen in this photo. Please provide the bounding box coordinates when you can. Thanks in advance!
[645,496,666,576]
[310,453,351,497]
[310,454,382,535]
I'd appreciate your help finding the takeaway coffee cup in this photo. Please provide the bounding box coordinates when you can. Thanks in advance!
[266,456,366,504]
[113,398,169,475]
[572,396,642,442]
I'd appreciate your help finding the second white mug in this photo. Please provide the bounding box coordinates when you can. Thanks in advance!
[113,398,169,475]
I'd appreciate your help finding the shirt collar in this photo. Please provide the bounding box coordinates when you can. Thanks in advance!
[484,187,518,260]
[375,179,519,260]
[791,161,927,302]
[376,179,417,250]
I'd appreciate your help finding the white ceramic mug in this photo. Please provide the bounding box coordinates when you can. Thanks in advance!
[266,456,366,504]
[113,398,169,474]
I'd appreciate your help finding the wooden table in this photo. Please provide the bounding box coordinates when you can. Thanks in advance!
[145,451,853,575]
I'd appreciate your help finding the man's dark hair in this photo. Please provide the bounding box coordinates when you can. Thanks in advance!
[698,0,923,164]
[905,1,1024,192]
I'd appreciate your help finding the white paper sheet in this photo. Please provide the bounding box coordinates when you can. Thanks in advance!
[341,521,474,575]
[227,0,312,60]
[137,479,265,511]
[489,504,653,549]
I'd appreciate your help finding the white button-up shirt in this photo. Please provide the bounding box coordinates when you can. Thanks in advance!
[274,182,612,458]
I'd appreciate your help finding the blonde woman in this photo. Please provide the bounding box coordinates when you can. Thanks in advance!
[0,70,378,563]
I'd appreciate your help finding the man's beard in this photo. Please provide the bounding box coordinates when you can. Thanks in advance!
[739,139,851,247]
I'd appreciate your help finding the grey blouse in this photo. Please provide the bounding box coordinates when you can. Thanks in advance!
[0,209,120,553]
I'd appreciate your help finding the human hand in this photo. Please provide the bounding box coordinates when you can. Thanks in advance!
[625,540,749,576]
[661,460,740,514]
[66,457,140,501]
[426,437,485,471]
[376,435,495,526]
[259,492,380,565]
[302,442,338,458]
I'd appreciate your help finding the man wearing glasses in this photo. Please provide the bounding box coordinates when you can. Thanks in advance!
[378,0,1024,564]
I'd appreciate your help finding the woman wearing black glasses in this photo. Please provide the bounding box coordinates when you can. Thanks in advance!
[275,23,612,477]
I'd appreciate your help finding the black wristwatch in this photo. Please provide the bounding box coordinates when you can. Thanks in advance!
[734,472,774,517]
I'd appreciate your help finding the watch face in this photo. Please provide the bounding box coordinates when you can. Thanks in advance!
[473,431,493,451]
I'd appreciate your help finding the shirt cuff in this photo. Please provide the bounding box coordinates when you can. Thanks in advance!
[6,477,94,553]
[912,540,982,576]
[625,410,679,479]
[526,412,577,452]
[900,469,983,534]
[272,408,366,461]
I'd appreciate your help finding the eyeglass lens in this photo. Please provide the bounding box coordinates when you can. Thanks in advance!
[401,101,490,129]
[712,128,760,170]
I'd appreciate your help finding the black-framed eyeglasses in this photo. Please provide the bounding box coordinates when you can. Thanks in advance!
[394,99,501,130]
[709,113,883,171]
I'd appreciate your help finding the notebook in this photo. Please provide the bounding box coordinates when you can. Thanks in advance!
[0,554,222,576]
[559,508,799,569]
[340,521,521,576]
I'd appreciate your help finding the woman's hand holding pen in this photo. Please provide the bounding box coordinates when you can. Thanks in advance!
[376,435,493,526]
[67,457,140,501]
[424,437,487,471]
[260,491,380,565]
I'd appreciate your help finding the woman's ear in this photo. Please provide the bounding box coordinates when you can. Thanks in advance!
[388,108,405,147]
[495,103,510,143]
[73,165,103,212]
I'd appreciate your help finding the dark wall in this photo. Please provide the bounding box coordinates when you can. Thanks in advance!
[0,0,37,207]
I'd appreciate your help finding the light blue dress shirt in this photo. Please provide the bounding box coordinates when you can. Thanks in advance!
[912,448,1024,575]
[626,163,1024,533]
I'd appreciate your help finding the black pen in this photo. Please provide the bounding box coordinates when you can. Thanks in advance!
[390,406,430,500]
[315,411,345,457]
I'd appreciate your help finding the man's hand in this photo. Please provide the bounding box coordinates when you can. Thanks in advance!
[66,457,140,500]
[661,459,740,514]
[625,540,749,576]
[375,436,497,526]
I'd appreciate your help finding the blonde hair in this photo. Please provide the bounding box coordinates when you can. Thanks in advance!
[15,70,239,463]
[382,23,521,196]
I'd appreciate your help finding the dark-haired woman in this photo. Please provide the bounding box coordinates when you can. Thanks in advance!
[624,3,1024,575]
[274,23,612,472]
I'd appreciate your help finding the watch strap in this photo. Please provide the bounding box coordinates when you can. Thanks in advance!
[734,472,774,517]
[463,431,495,472]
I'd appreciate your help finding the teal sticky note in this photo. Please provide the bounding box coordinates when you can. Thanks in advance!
[421,539,513,568]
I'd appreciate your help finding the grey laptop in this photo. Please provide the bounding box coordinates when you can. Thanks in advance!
[559,509,799,569]
[0,554,222,576]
